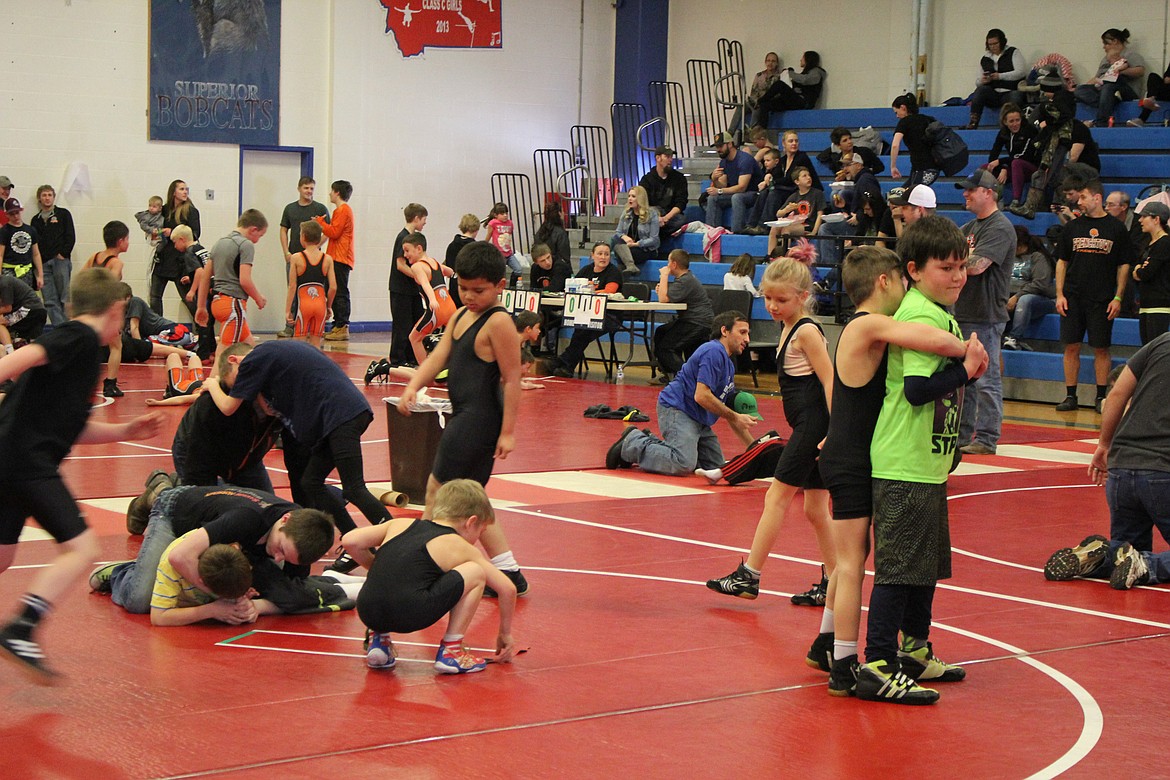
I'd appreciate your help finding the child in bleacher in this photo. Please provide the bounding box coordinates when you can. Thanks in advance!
[724,254,761,298]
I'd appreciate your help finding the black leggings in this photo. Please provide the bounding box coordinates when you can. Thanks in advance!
[1139,312,1170,345]
[864,583,935,666]
[282,410,391,534]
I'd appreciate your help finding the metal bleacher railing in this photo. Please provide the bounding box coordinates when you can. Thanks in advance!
[489,173,536,256]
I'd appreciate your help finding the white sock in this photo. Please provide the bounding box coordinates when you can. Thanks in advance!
[490,551,520,572]
[833,639,858,661]
[337,582,364,599]
[819,607,835,635]
[743,562,761,578]
[694,467,723,484]
[442,633,463,645]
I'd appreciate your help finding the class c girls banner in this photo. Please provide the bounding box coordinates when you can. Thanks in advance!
[149,0,281,145]
[379,0,502,57]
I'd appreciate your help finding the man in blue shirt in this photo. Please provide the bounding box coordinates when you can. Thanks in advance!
[606,311,757,476]
[705,133,764,233]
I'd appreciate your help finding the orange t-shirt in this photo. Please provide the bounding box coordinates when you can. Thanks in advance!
[314,202,353,267]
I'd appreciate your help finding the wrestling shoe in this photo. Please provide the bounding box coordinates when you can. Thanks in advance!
[484,568,529,599]
[88,562,122,594]
[364,629,396,670]
[1110,543,1151,590]
[434,642,486,674]
[102,378,124,398]
[605,426,639,470]
[855,660,939,705]
[705,561,760,600]
[791,566,828,606]
[828,655,859,697]
[327,549,361,575]
[805,631,834,673]
[0,621,59,684]
[898,638,966,682]
[1044,534,1109,581]
[364,358,390,385]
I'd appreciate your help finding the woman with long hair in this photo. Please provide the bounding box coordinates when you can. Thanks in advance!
[608,185,660,274]
[982,103,1038,209]
[755,51,826,126]
[150,179,202,316]
[888,93,938,188]
[534,200,570,265]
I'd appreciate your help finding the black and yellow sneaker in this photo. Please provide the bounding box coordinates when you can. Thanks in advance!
[1110,543,1151,590]
[828,655,859,697]
[89,562,123,594]
[706,561,760,599]
[805,631,834,673]
[898,638,966,682]
[1044,534,1110,581]
[855,659,939,705]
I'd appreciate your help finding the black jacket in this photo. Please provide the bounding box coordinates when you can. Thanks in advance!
[30,207,76,261]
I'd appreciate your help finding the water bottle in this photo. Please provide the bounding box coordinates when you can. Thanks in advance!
[615,365,624,384]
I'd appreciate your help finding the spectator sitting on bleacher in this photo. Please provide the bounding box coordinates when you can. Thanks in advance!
[724,254,761,298]
[639,146,689,245]
[817,127,884,178]
[1074,28,1146,128]
[550,243,624,378]
[1002,226,1057,349]
[729,52,783,135]
[765,167,826,254]
[982,103,1038,210]
[533,203,569,267]
[968,29,1027,129]
[748,126,776,164]
[1104,191,1144,253]
[1126,60,1170,127]
[652,249,715,384]
[741,148,783,235]
[816,154,882,267]
[1132,201,1170,344]
[1008,86,1100,220]
[888,93,938,187]
[877,184,935,248]
[1054,178,1134,413]
[608,186,660,276]
[754,51,826,127]
[705,132,763,234]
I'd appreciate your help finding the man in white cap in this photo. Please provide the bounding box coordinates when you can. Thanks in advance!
[879,184,937,246]
[954,169,1016,455]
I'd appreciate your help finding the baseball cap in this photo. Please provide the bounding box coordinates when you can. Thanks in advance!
[711,131,735,147]
[955,169,1001,193]
[653,145,676,156]
[1136,201,1170,221]
[906,184,937,208]
[4,197,22,213]
[886,187,907,205]
[841,153,863,166]
[733,391,764,420]
[0,175,12,189]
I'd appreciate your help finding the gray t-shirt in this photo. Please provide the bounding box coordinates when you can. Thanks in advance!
[668,270,714,326]
[1110,333,1170,473]
[125,296,170,337]
[955,209,1015,324]
[280,201,329,255]
[211,232,253,300]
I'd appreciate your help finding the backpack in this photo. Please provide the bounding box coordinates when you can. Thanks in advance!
[852,125,886,155]
[924,120,969,176]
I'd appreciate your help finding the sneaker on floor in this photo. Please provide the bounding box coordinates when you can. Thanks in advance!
[855,660,939,705]
[485,568,529,599]
[324,325,349,341]
[1110,543,1151,590]
[828,655,859,697]
[805,631,834,673]
[1055,395,1079,412]
[434,642,486,674]
[364,629,396,670]
[791,568,828,606]
[605,426,640,470]
[1044,534,1110,581]
[364,358,390,386]
[898,639,966,682]
[1001,335,1020,351]
[327,549,361,575]
[1126,118,1146,127]
[89,562,123,593]
[552,365,574,379]
[0,622,59,684]
[102,378,123,398]
[960,441,996,456]
[277,325,294,339]
[705,561,760,600]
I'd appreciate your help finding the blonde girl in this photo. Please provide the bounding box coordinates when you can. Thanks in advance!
[708,241,835,602]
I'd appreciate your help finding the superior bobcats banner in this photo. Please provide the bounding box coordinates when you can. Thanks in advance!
[379,0,502,57]
[149,0,281,145]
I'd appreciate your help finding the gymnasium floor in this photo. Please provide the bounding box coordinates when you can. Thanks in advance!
[0,337,1163,779]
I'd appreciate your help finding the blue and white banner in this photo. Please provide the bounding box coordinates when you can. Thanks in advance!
[149,0,281,145]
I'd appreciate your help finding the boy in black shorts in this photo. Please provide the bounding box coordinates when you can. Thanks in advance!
[397,241,527,596]
[0,267,163,681]
[1054,178,1133,413]
[345,479,518,674]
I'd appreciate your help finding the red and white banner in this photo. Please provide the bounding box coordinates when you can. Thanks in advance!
[379,0,502,57]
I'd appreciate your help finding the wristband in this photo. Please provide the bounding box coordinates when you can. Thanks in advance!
[1112,296,1122,302]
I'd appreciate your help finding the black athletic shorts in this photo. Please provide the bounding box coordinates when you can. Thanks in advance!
[356,568,466,634]
[1060,297,1113,349]
[823,468,872,520]
[0,477,87,545]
